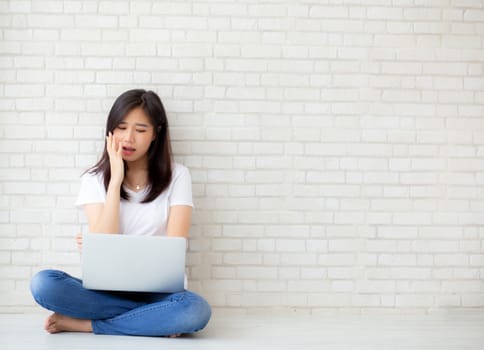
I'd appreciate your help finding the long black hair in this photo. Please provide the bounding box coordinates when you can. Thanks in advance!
[88,89,173,203]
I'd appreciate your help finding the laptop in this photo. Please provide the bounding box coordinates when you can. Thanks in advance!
[81,233,186,293]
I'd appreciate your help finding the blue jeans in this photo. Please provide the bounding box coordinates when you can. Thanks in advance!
[30,269,211,337]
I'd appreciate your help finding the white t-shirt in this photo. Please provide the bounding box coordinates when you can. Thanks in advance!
[75,163,193,236]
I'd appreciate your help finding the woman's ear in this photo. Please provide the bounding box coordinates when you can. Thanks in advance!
[152,126,161,141]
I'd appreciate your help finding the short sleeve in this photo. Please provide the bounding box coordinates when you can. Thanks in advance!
[169,164,194,207]
[75,172,106,207]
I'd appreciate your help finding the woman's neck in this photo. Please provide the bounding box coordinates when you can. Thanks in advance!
[124,158,149,191]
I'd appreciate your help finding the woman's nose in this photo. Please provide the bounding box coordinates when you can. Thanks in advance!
[124,128,135,142]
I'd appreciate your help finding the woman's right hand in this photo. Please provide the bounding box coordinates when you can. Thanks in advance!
[106,132,124,186]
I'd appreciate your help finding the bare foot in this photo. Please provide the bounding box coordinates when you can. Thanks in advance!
[167,334,182,338]
[44,313,93,334]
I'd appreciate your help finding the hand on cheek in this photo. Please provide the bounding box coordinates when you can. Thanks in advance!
[106,132,124,185]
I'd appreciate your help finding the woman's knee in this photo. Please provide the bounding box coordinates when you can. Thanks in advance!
[182,292,212,333]
[30,269,65,304]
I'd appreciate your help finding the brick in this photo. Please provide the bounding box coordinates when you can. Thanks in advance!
[0,266,30,279]
[3,182,46,195]
[237,267,277,279]
[275,240,306,252]
[288,281,328,292]
[12,252,42,265]
[463,9,484,21]
[0,168,29,181]
[241,293,283,307]
[99,1,129,14]
[0,239,29,250]
[331,280,354,292]
[462,295,484,307]
[396,294,434,307]
[249,4,287,17]
[28,14,74,28]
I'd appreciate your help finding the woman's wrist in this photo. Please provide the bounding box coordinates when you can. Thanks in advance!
[109,176,123,189]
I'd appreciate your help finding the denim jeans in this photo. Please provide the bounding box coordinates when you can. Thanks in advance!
[30,269,211,337]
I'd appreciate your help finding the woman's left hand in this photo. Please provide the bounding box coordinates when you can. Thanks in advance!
[75,233,83,252]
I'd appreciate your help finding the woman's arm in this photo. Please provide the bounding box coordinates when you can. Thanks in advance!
[84,132,124,234]
[82,183,120,233]
[166,205,192,238]
[75,184,121,251]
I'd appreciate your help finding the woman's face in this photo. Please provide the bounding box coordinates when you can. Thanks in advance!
[113,107,156,163]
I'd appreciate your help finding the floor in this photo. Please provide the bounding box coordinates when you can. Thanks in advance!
[1,310,483,350]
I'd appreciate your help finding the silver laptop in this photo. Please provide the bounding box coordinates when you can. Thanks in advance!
[82,233,186,293]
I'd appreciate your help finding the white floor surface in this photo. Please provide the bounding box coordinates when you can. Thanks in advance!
[1,310,483,350]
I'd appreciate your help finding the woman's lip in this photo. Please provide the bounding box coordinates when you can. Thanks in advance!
[122,147,135,155]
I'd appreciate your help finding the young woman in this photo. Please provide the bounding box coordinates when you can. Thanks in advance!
[30,89,211,337]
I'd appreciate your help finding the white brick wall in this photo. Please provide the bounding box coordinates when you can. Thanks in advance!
[1,0,483,313]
